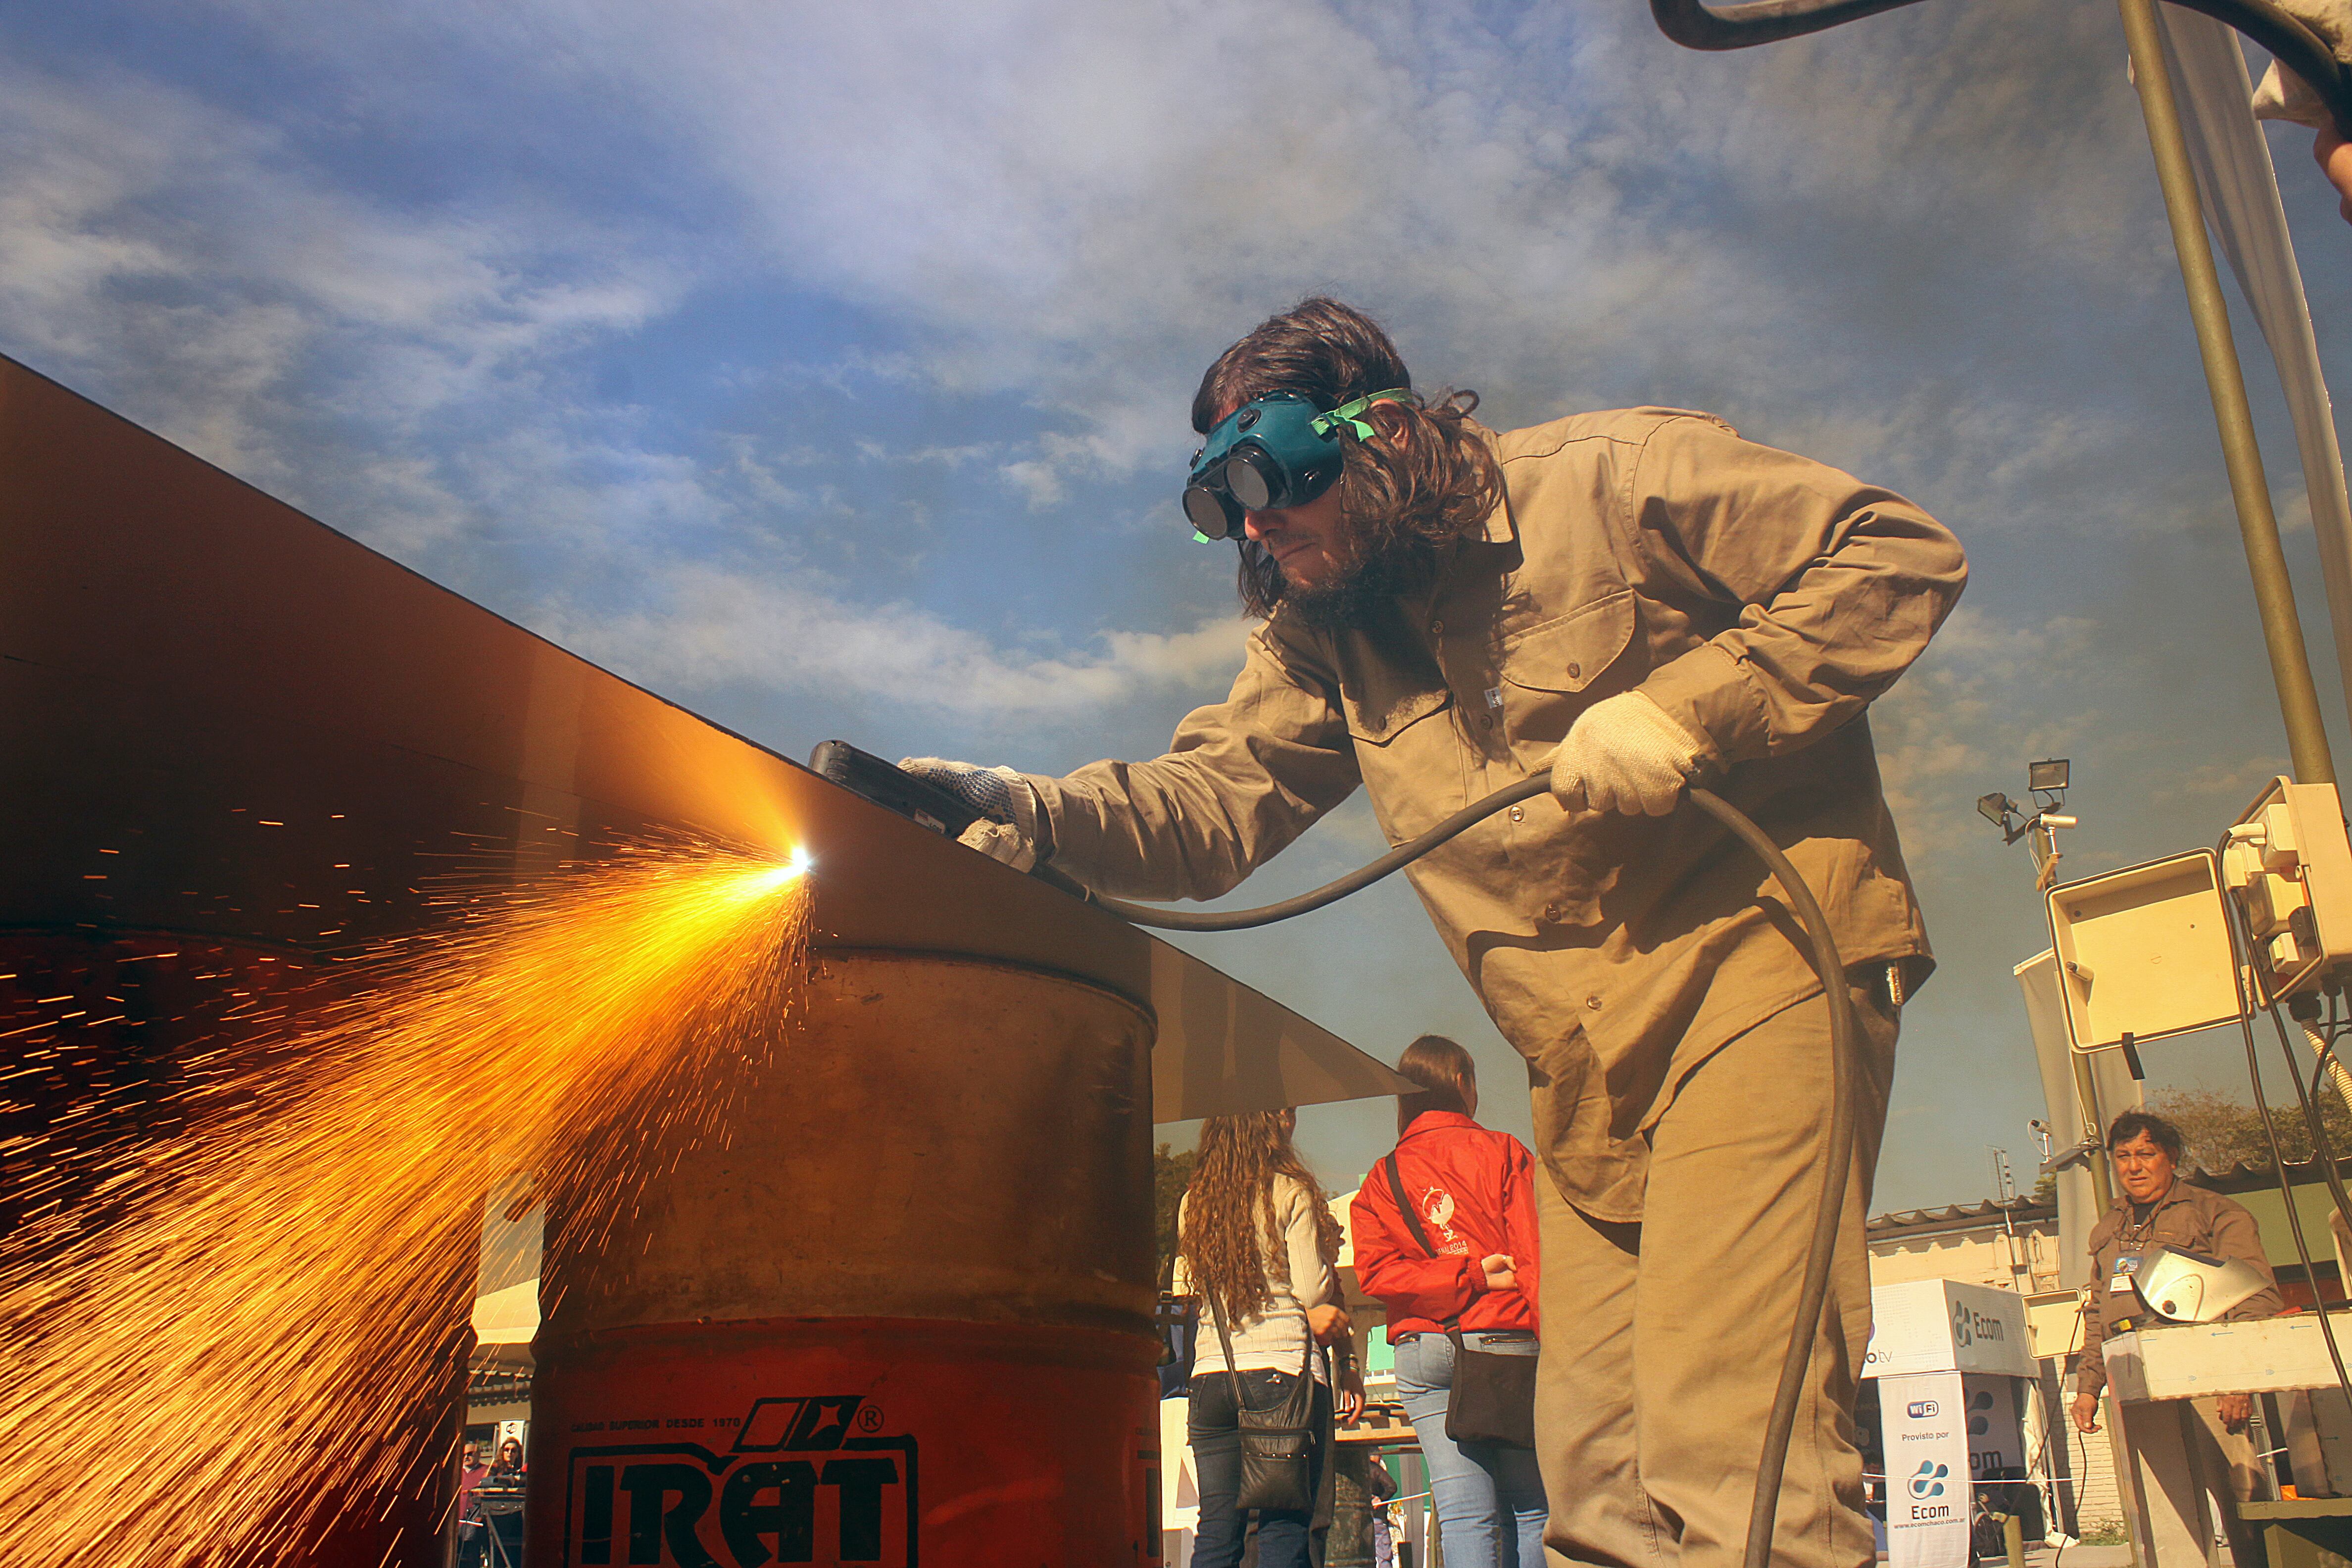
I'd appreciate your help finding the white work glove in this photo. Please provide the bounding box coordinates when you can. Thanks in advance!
[1545,691,1704,817]
[897,757,1043,872]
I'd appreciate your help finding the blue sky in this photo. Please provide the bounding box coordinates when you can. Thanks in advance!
[10,0,2352,1212]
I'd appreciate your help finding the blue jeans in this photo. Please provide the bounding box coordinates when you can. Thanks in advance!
[1393,1332,1547,1568]
[1187,1368,1331,1568]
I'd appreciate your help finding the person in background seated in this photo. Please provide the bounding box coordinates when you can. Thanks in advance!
[1350,1036,1544,1568]
[2071,1110,2282,1565]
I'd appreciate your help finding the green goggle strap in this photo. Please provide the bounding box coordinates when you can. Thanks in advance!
[1309,388,1414,442]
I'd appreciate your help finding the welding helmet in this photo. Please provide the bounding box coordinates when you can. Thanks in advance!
[2132,1243,2271,1323]
[1182,388,1412,542]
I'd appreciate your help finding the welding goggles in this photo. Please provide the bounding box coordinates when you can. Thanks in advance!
[1182,388,1412,541]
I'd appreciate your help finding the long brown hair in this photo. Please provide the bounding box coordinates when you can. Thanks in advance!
[1179,1111,1343,1328]
[1192,296,1505,620]
[1395,1035,1477,1137]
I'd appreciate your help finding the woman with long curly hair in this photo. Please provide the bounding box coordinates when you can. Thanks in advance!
[1174,1108,1360,1568]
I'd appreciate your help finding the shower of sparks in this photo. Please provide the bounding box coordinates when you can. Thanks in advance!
[0,838,814,1568]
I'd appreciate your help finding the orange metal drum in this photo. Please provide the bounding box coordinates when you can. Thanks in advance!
[528,952,1162,1568]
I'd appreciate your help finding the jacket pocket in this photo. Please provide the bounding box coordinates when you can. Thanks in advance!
[1342,683,1451,745]
[1497,590,1636,696]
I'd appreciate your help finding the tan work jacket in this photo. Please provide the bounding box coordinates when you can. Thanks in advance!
[2076,1178,2283,1397]
[1030,408,1967,1221]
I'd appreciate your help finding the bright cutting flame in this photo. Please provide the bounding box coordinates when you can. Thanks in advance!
[0,838,813,1568]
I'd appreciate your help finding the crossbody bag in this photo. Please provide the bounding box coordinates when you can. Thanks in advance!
[1204,1289,1320,1513]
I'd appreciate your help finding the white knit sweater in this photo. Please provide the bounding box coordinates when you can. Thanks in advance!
[1173,1175,1338,1385]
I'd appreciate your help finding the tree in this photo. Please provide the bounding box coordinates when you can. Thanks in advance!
[1154,1141,1197,1281]
[2147,1083,2352,1173]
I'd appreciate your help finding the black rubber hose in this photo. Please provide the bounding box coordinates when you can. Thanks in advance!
[1044,774,1552,929]
[1687,788,1862,1568]
[1072,777,1858,1568]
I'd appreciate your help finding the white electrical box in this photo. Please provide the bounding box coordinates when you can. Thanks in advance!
[2105,1316,2352,1401]
[2045,849,2246,1054]
[2224,777,2352,1000]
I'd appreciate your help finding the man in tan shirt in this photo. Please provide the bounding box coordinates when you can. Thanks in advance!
[905,297,1966,1568]
[2072,1111,2280,1566]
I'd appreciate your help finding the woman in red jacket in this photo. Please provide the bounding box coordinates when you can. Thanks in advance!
[1350,1036,1544,1568]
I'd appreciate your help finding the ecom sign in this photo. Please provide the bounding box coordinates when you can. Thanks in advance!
[1864,1279,2034,1380]
[1949,1299,2010,1353]
[1906,1459,1955,1519]
[1879,1372,1972,1568]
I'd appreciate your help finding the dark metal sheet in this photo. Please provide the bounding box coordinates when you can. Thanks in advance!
[0,354,1409,1122]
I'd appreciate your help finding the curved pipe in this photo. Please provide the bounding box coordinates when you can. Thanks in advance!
[1650,0,2352,135]
[1052,774,1552,931]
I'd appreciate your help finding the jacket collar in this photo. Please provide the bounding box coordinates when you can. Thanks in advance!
[1402,1110,1479,1139]
[1471,420,1516,545]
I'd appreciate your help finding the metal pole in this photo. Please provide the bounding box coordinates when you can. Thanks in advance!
[2071,1052,2118,1213]
[2117,0,2339,786]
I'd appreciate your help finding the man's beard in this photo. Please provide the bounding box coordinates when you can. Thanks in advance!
[1280,538,1438,634]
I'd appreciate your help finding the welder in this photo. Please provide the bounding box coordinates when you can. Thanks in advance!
[904,296,1967,1568]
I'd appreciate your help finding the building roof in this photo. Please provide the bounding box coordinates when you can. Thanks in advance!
[1867,1157,2352,1242]
[2185,1157,2352,1194]
[1867,1197,2053,1241]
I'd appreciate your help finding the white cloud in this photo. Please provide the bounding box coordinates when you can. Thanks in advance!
[854,440,994,468]
[196,0,2182,508]
[439,0,2223,580]
[558,564,1253,718]
[998,458,1063,509]
[2155,754,2294,804]
[1870,606,2104,858]
[0,59,678,503]
[5,0,2238,589]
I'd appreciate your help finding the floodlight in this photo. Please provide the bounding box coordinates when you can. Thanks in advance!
[2029,759,2071,794]
[1978,792,2017,829]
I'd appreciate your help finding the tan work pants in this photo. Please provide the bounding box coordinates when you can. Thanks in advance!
[2187,1397,2266,1568]
[1532,983,1899,1568]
